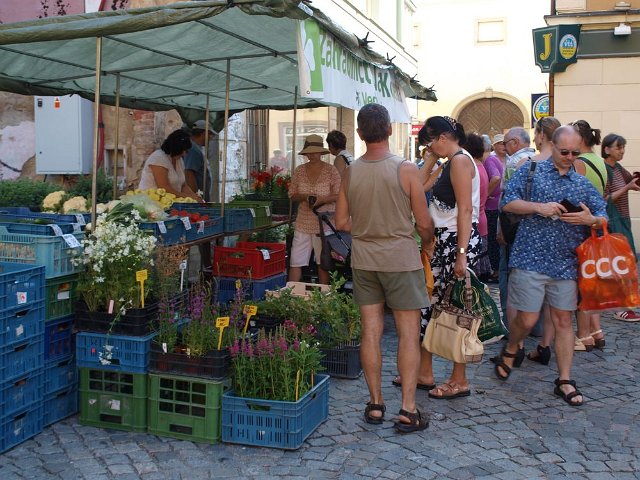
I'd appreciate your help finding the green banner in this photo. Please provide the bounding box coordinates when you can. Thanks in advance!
[533,25,581,73]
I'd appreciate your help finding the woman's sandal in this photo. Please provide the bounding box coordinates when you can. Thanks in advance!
[574,335,595,352]
[494,347,519,380]
[393,408,429,433]
[554,378,584,407]
[490,346,525,368]
[591,330,605,350]
[428,381,471,400]
[364,402,386,425]
[526,344,551,365]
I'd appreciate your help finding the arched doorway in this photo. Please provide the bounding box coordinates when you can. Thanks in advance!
[458,97,524,137]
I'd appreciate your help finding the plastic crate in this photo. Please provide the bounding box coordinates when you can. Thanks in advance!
[221,374,330,450]
[211,208,254,233]
[79,368,147,432]
[0,207,89,227]
[320,342,362,379]
[1,370,44,418]
[243,194,293,216]
[43,383,78,427]
[0,220,80,236]
[75,300,159,336]
[215,273,287,303]
[0,262,45,312]
[138,218,186,246]
[44,315,74,360]
[76,331,155,373]
[0,402,44,454]
[185,216,223,242]
[228,200,273,228]
[149,343,229,380]
[268,281,330,299]
[45,274,78,321]
[147,373,225,444]
[213,242,286,280]
[44,354,77,395]
[0,300,45,348]
[0,226,83,279]
[1,334,44,382]
[248,314,284,336]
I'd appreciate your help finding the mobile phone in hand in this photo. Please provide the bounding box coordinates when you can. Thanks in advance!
[560,198,582,213]
[308,195,317,207]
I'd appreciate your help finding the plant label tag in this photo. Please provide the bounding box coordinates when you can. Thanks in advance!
[180,217,192,230]
[136,270,148,282]
[260,249,270,260]
[49,224,63,236]
[249,208,256,218]
[72,223,82,233]
[162,342,168,354]
[109,399,121,411]
[216,317,230,328]
[16,292,27,304]
[108,300,114,314]
[265,206,271,217]
[179,260,188,271]
[15,324,24,337]
[75,214,86,225]
[243,305,257,316]
[235,279,242,291]
[62,234,81,248]
[197,221,205,233]
[157,221,167,234]
[57,287,71,300]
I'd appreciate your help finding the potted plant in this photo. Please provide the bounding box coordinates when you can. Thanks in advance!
[222,324,329,450]
[73,211,158,335]
[307,275,362,379]
[252,286,311,334]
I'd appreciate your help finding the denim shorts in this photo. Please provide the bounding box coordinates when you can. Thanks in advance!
[508,269,577,312]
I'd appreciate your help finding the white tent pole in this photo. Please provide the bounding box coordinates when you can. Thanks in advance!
[91,36,102,228]
[203,94,210,201]
[221,58,231,215]
[291,85,298,172]
[112,73,121,201]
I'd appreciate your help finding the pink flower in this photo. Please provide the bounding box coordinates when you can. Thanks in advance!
[292,339,300,351]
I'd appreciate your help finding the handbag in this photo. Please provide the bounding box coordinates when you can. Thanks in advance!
[499,161,537,244]
[422,271,484,364]
[421,250,434,299]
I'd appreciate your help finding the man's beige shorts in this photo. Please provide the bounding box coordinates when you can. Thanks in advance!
[352,268,429,310]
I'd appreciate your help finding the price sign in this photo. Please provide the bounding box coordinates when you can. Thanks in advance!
[180,217,192,230]
[72,223,82,233]
[136,269,148,308]
[49,224,63,236]
[265,206,271,217]
[197,221,205,234]
[242,305,258,335]
[216,316,230,350]
[16,292,27,304]
[61,234,81,248]
[157,221,167,234]
[248,208,256,218]
[260,249,270,260]
[75,214,86,225]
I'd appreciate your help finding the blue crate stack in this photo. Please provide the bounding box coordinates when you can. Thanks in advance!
[0,263,46,453]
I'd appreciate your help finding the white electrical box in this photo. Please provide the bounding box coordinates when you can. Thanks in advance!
[34,95,94,174]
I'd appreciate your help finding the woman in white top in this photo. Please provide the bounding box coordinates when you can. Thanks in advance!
[392,116,482,399]
[138,129,202,202]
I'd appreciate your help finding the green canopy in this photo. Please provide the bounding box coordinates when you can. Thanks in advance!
[0,0,436,123]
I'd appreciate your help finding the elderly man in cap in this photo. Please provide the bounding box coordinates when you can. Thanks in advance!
[484,134,506,278]
[185,119,217,202]
[288,134,341,285]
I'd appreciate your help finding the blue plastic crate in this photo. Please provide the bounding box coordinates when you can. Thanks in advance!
[0,226,84,279]
[215,273,287,303]
[1,334,44,382]
[209,208,254,233]
[44,315,74,361]
[221,374,330,450]
[76,331,155,373]
[44,354,77,395]
[43,383,78,427]
[138,219,185,246]
[0,402,44,454]
[1,370,44,418]
[0,262,45,312]
[185,216,224,241]
[0,220,80,236]
[0,207,89,227]
[0,300,45,348]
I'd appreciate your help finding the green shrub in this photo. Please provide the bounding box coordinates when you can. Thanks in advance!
[0,179,60,208]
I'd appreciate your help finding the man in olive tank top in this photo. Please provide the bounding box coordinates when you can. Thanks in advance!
[336,103,434,433]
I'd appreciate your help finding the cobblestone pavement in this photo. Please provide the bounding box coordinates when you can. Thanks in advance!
[2,293,639,479]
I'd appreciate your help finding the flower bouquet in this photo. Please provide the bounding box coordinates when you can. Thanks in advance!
[249,165,290,198]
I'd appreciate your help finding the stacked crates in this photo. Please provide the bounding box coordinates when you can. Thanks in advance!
[212,242,287,303]
[0,263,46,453]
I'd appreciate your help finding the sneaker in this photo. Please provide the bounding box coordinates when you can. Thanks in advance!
[613,310,640,322]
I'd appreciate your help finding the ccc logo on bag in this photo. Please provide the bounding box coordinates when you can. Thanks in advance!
[581,256,630,279]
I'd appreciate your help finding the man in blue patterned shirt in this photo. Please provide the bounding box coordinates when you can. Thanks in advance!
[495,125,607,407]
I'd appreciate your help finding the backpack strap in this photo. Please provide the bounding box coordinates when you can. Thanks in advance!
[524,161,537,201]
[579,155,606,193]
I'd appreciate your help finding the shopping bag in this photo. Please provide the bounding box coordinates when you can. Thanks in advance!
[576,220,640,311]
[451,269,507,344]
[421,250,434,298]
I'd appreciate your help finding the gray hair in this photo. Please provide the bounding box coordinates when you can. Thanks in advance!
[481,134,492,152]
[507,126,530,146]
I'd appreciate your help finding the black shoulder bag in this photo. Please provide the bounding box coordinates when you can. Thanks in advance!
[499,161,537,245]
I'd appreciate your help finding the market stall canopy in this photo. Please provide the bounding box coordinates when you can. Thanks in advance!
[0,0,436,123]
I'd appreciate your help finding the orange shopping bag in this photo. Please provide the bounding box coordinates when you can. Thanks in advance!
[576,220,640,311]
[421,248,435,299]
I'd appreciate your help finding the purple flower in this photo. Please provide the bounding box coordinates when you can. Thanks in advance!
[292,339,300,351]
[229,339,240,357]
[246,343,254,358]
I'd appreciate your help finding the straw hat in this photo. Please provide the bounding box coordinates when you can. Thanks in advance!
[298,134,330,155]
[492,134,505,145]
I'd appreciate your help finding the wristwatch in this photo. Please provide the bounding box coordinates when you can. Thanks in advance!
[457,247,466,255]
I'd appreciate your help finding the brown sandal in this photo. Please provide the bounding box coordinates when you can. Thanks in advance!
[393,408,429,433]
[591,330,605,350]
[428,381,471,400]
[554,378,583,407]
[364,402,385,424]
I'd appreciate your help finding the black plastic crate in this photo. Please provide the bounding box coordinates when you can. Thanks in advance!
[319,341,362,379]
[149,343,229,380]
[74,300,159,336]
